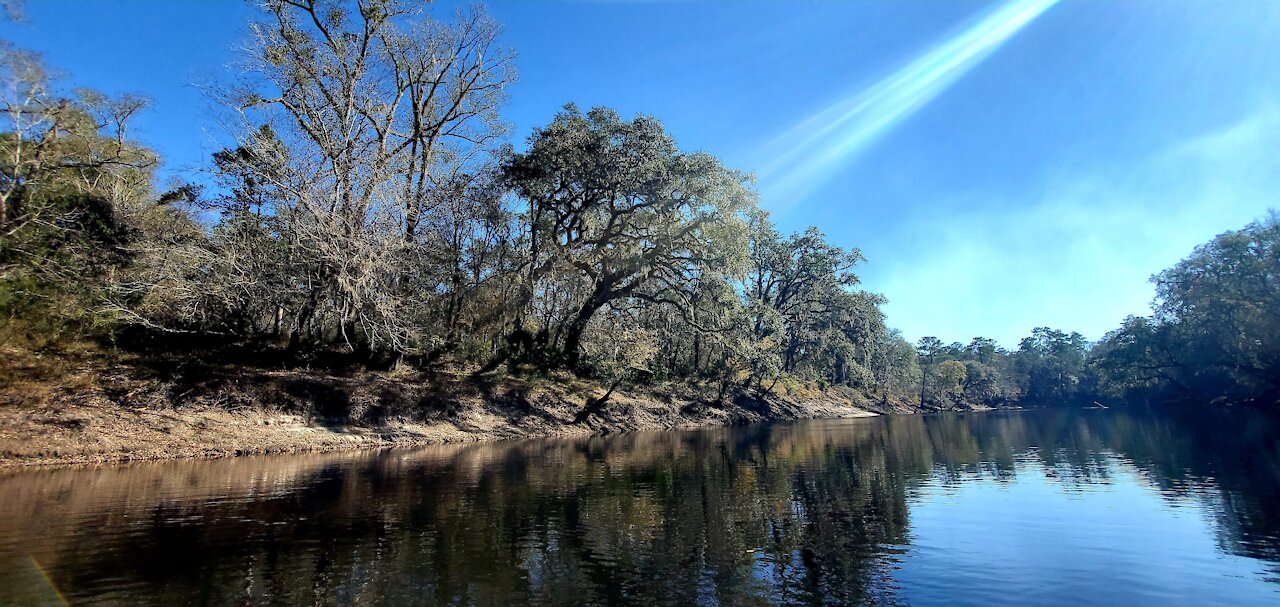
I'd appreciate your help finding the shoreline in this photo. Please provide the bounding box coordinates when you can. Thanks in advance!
[0,373,882,469]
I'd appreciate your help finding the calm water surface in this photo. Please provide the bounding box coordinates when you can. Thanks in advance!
[1,408,1278,606]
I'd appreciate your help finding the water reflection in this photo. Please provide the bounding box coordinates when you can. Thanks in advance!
[0,408,1277,605]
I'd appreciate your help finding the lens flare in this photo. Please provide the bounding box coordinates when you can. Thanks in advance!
[759,0,1060,206]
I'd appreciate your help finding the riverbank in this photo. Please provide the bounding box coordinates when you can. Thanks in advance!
[0,346,885,467]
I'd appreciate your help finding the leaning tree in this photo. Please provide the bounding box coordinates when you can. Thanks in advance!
[502,105,752,371]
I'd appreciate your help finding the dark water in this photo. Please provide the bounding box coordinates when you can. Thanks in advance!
[1,409,1279,606]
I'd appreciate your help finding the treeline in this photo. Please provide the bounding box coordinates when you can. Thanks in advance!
[1091,214,1280,405]
[0,0,917,406]
[912,329,1089,410]
[1,0,1276,411]
[911,214,1280,409]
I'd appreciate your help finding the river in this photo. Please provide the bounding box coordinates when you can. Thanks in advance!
[0,408,1277,605]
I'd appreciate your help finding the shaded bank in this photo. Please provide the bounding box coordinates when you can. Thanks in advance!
[0,349,883,467]
[0,408,1276,605]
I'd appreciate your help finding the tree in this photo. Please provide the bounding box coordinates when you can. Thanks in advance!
[1089,213,1280,406]
[126,0,516,359]
[502,105,751,371]
[1090,315,1179,402]
[0,44,157,343]
[10,0,1081,417]
[916,336,944,407]
[936,360,967,407]
[1015,327,1088,404]
[741,211,864,388]
[964,337,999,365]
[1150,213,1280,403]
[870,329,920,402]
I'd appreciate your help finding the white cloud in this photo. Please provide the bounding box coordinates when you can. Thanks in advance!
[874,105,1280,347]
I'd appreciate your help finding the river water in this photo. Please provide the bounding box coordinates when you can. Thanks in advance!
[0,408,1277,606]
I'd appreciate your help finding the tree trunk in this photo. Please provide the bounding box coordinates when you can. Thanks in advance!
[574,374,626,424]
[919,372,927,408]
[560,284,613,371]
[692,333,702,375]
[560,310,594,370]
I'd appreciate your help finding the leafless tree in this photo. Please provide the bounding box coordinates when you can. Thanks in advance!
[147,0,518,357]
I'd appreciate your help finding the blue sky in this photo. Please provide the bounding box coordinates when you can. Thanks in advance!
[4,0,1279,347]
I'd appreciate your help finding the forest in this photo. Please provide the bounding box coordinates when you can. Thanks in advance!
[1,0,1277,418]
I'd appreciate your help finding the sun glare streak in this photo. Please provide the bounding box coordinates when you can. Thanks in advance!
[759,0,1060,206]
[27,556,70,606]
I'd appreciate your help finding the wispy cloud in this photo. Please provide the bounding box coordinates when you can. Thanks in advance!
[872,105,1280,347]
[756,0,1060,207]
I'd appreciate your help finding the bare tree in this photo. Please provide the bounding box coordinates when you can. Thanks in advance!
[190,0,516,356]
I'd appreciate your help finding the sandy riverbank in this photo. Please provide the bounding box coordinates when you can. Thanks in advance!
[0,349,881,467]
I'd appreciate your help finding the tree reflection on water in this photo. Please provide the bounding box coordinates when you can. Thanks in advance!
[0,407,1276,605]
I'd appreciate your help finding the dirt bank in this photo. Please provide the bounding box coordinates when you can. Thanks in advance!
[0,348,880,467]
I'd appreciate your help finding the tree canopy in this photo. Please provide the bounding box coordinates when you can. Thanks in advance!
[2,0,1277,414]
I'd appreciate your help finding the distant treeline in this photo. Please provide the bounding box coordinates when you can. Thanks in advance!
[0,1,1275,409]
[910,212,1280,409]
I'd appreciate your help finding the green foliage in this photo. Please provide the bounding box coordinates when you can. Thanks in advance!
[915,336,1020,409]
[738,211,884,394]
[1091,213,1280,405]
[0,43,157,347]
[1015,327,1089,404]
[936,360,967,400]
[5,0,1274,415]
[502,105,751,370]
[871,331,920,401]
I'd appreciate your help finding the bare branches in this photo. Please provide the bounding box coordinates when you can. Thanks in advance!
[164,0,517,356]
